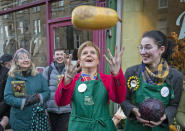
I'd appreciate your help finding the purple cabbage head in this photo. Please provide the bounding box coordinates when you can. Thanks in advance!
[138,98,165,122]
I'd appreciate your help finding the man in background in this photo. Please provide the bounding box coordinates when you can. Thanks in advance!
[0,54,12,130]
[43,49,71,131]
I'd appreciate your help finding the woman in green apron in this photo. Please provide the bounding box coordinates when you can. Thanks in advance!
[176,79,185,130]
[121,30,183,131]
[55,41,127,131]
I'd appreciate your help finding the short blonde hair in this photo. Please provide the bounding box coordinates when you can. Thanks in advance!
[78,41,100,60]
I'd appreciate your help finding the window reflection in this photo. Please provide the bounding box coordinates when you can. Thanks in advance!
[51,0,96,19]
[0,0,38,11]
[0,5,47,67]
[54,26,93,60]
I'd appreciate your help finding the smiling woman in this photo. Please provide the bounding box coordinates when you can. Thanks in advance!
[121,30,184,131]
[55,41,127,131]
[4,48,50,131]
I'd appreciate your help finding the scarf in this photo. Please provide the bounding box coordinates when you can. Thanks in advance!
[22,69,31,77]
[141,59,169,85]
[54,61,65,74]
[81,72,97,81]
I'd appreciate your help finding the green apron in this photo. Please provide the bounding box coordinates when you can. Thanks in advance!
[124,75,174,131]
[68,73,116,131]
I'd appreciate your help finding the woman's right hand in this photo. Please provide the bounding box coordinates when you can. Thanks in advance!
[132,108,149,125]
[64,54,81,85]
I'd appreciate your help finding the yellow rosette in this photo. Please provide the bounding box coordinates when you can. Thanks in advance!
[127,76,140,91]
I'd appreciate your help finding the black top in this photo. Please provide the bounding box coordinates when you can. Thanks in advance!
[0,65,10,119]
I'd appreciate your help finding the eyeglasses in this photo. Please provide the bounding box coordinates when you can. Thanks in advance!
[18,56,31,61]
[137,45,153,52]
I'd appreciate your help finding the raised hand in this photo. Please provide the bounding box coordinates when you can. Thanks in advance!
[64,54,81,85]
[104,45,125,76]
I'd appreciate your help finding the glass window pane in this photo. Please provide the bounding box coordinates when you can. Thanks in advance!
[54,25,93,60]
[0,5,47,67]
[122,0,185,69]
[51,0,96,19]
[0,0,39,11]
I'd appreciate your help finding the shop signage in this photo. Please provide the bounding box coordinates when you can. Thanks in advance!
[176,11,185,39]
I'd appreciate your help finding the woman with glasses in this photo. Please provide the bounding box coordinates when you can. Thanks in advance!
[4,48,50,131]
[121,30,183,131]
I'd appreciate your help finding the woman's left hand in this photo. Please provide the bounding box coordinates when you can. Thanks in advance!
[104,45,125,76]
[144,114,166,127]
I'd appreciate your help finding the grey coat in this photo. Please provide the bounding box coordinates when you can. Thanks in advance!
[121,64,183,126]
[43,62,71,114]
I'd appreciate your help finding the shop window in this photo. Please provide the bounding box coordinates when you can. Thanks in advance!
[19,21,24,34]
[4,26,9,38]
[3,14,8,19]
[18,0,26,6]
[55,37,60,48]
[74,34,80,48]
[51,0,96,19]
[33,6,40,13]
[122,0,185,76]
[34,19,41,35]
[158,0,168,8]
[3,8,10,19]
[53,25,93,60]
[59,0,64,7]
[0,4,47,67]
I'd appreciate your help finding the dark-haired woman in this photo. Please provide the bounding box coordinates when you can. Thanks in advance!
[121,30,183,131]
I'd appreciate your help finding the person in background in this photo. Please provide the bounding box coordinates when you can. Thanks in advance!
[0,54,12,130]
[43,48,71,131]
[55,41,127,131]
[176,77,185,130]
[0,116,9,131]
[0,54,12,118]
[121,30,183,131]
[4,48,50,131]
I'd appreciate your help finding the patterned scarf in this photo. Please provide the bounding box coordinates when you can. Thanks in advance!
[141,59,169,85]
[81,73,97,81]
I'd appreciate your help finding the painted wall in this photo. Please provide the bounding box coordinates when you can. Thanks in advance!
[122,0,144,72]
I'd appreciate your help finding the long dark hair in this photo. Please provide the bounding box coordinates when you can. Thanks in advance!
[142,30,174,60]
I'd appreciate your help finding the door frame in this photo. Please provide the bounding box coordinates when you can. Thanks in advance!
[46,1,107,73]
[48,17,72,63]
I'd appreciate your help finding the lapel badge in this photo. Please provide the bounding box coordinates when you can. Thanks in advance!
[127,76,140,91]
[160,86,169,97]
[78,83,87,93]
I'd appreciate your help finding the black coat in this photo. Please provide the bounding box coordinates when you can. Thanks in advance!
[121,64,183,126]
[0,65,10,119]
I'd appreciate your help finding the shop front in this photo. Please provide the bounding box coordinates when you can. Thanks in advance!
[0,0,107,72]
[122,0,185,75]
